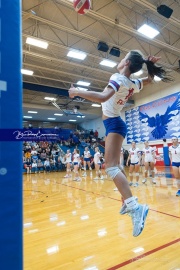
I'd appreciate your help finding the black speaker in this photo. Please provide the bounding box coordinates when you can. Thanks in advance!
[109,47,120,57]
[97,42,109,52]
[157,5,173,19]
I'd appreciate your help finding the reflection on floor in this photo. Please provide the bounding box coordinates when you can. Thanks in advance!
[24,166,180,270]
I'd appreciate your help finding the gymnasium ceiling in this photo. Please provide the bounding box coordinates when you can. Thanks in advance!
[22,0,180,125]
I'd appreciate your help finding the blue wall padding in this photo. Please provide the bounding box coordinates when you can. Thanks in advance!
[0,1,23,269]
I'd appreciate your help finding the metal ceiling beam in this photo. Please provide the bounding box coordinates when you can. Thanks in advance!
[22,11,180,62]
[23,50,112,76]
[23,63,109,85]
[54,1,180,54]
[133,0,180,28]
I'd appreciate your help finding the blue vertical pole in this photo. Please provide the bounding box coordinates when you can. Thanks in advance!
[163,146,170,166]
[0,1,22,269]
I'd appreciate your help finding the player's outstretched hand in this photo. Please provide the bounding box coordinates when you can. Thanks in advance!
[147,55,161,64]
[69,84,78,98]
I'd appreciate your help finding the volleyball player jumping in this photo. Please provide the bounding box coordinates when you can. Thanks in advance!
[69,51,172,236]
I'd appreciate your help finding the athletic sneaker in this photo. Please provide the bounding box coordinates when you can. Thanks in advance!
[64,174,69,178]
[129,204,149,237]
[114,187,118,191]
[134,182,139,187]
[93,177,99,180]
[152,179,156,184]
[176,190,180,196]
[120,197,138,215]
[82,173,87,177]
[73,177,81,181]
[142,179,147,184]
[129,182,133,186]
[100,175,104,180]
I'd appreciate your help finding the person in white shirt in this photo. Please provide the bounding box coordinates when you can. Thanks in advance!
[169,137,180,196]
[64,150,72,178]
[94,147,103,180]
[73,149,81,181]
[69,51,172,237]
[31,160,38,173]
[82,147,92,177]
[44,158,50,172]
[142,141,156,184]
[126,142,141,187]
[31,147,37,156]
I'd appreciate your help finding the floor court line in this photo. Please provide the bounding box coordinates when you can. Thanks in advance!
[60,182,180,219]
[106,238,180,270]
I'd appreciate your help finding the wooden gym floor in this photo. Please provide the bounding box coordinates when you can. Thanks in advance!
[24,167,180,270]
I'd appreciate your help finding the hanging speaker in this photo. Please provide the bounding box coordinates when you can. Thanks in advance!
[109,47,120,57]
[97,42,109,52]
[157,5,173,19]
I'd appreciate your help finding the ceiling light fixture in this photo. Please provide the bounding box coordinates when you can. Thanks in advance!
[67,50,87,60]
[44,97,57,101]
[21,69,34,75]
[77,87,88,91]
[28,111,37,114]
[77,81,91,86]
[91,104,101,107]
[154,76,162,81]
[134,70,143,76]
[26,37,48,49]
[100,59,117,68]
[137,24,160,39]
[23,116,32,119]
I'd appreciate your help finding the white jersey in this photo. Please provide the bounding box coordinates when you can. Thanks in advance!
[142,147,154,162]
[102,73,143,117]
[169,145,180,163]
[66,153,72,163]
[84,150,91,158]
[129,147,140,163]
[73,153,80,163]
[94,151,101,164]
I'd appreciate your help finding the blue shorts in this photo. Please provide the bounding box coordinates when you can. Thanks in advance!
[103,116,127,138]
[130,162,139,165]
[84,158,90,162]
[74,162,78,166]
[172,162,180,167]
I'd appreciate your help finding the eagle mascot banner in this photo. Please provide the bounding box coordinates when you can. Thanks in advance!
[125,92,180,144]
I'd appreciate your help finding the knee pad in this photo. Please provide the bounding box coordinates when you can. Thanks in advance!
[151,170,155,173]
[129,173,133,176]
[119,165,124,171]
[135,173,139,176]
[105,166,120,180]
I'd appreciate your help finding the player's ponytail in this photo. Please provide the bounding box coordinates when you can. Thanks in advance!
[143,59,173,82]
[128,50,174,82]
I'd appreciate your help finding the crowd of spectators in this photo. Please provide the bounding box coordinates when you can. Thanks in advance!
[23,141,66,173]
[22,128,104,174]
[59,129,102,148]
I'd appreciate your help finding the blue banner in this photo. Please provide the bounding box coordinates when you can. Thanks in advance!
[0,128,64,141]
[125,92,180,143]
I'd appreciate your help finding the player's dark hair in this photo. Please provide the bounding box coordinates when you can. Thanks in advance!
[127,50,173,82]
